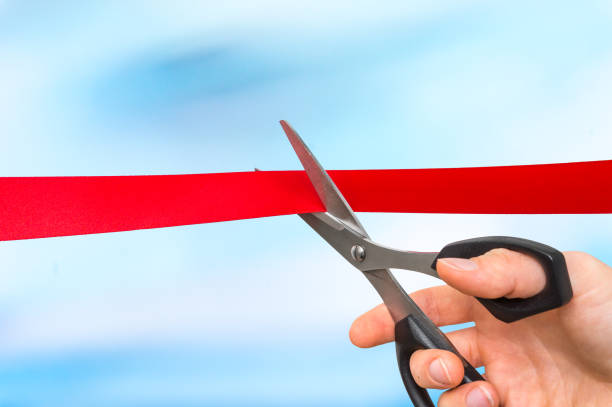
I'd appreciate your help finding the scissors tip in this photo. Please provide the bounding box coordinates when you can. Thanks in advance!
[279,120,306,157]
[279,120,297,140]
[278,119,369,238]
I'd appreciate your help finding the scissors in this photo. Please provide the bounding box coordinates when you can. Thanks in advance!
[279,120,573,407]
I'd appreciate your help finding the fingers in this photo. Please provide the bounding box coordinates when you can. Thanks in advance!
[349,285,475,348]
[409,354,498,407]
[438,381,499,407]
[445,327,482,367]
[351,247,549,349]
[349,303,395,348]
[408,330,491,402]
[351,308,483,368]
[407,327,481,384]
[409,349,464,389]
[410,284,475,326]
[410,347,499,406]
[437,248,546,299]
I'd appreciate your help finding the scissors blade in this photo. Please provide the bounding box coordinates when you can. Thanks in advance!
[280,120,368,238]
[299,211,426,322]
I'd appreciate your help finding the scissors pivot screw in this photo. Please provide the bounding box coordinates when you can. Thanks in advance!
[350,245,366,262]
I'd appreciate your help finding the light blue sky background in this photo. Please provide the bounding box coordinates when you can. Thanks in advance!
[1,1,611,406]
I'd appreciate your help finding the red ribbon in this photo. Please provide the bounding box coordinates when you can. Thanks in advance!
[1,160,611,241]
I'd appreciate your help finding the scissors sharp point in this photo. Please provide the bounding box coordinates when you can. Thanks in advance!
[280,120,369,238]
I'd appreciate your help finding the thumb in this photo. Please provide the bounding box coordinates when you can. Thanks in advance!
[436,248,546,299]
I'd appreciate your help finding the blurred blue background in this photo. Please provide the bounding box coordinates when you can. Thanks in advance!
[1,1,612,405]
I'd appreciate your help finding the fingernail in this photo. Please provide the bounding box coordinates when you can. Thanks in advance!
[428,358,451,386]
[466,386,494,407]
[438,257,477,271]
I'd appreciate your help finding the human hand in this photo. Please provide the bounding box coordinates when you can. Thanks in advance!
[349,250,612,406]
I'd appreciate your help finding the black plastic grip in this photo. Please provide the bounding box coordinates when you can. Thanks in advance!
[395,313,483,407]
[432,236,573,323]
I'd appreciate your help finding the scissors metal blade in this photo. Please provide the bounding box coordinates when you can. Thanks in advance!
[299,212,430,322]
[281,121,439,323]
[280,120,368,238]
[299,212,439,277]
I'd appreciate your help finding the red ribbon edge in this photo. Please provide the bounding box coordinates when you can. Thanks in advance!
[1,160,611,241]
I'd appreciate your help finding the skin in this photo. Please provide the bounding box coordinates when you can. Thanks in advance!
[349,250,612,407]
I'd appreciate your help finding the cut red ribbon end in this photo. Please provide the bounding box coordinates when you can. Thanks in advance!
[1,160,611,241]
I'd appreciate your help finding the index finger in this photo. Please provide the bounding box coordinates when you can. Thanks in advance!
[349,284,475,348]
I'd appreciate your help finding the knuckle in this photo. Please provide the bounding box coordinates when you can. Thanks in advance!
[477,248,516,278]
[564,250,597,268]
[459,337,478,367]
[475,248,528,296]
[563,250,610,279]
[476,248,515,274]
[413,289,441,325]
[480,248,514,266]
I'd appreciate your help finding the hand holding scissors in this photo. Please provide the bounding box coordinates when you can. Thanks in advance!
[280,121,575,406]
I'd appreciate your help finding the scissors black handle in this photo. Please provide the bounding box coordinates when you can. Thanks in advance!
[432,236,573,322]
[394,236,572,406]
[395,312,484,407]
